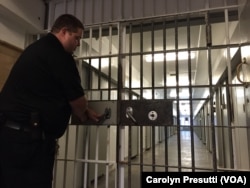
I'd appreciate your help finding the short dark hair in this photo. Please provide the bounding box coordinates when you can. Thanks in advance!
[51,14,84,33]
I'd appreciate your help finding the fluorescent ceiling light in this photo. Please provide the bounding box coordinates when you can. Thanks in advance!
[145,52,195,62]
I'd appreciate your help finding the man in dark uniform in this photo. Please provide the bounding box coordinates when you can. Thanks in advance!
[0,14,100,188]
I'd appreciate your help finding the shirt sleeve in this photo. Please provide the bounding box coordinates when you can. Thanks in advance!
[49,51,85,101]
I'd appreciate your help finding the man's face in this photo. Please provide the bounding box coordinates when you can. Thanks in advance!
[64,28,83,53]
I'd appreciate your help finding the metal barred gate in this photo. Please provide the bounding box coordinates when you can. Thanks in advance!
[53,8,250,188]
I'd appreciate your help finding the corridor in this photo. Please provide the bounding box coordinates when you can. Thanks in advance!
[89,130,213,188]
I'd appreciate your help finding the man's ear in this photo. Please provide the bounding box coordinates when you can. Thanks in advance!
[61,27,68,35]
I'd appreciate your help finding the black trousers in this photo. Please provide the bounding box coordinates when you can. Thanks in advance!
[0,125,56,188]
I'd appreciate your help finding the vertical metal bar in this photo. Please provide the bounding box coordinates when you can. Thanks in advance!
[98,26,102,91]
[202,107,206,145]
[128,124,132,188]
[94,127,100,188]
[116,23,122,188]
[116,23,126,188]
[187,15,196,172]
[62,128,69,188]
[87,28,93,90]
[139,22,144,176]
[83,127,90,188]
[114,165,117,188]
[163,19,169,172]
[174,16,182,172]
[77,36,84,92]
[129,23,133,99]
[89,28,93,56]
[151,22,155,100]
[105,25,112,188]
[140,125,144,173]
[105,126,111,188]
[206,12,217,171]
[140,20,144,178]
[152,125,156,172]
[151,21,156,171]
[140,23,143,98]
[108,25,112,100]
[73,125,79,188]
[163,21,167,100]
[224,8,234,168]
[206,17,212,47]
[117,125,125,188]
[127,22,133,188]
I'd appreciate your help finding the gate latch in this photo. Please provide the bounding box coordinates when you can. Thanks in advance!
[126,107,137,124]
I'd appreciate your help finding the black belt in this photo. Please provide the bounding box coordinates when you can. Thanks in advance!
[2,120,56,141]
[3,120,32,132]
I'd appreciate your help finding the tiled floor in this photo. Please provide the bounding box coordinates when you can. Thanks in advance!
[88,130,213,188]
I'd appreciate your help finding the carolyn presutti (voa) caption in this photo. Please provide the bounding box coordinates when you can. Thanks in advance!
[141,172,250,187]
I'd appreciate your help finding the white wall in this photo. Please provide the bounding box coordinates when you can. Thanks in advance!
[0,15,26,48]
[0,0,45,48]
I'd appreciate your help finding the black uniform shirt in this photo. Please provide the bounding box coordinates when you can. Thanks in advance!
[0,33,84,138]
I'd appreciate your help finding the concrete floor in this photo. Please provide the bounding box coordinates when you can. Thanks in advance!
[88,130,213,188]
